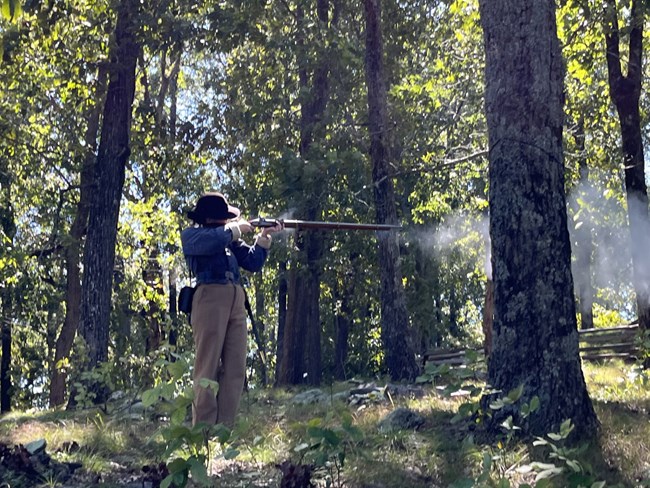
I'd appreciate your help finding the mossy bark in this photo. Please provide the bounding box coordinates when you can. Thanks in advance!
[79,0,139,375]
[479,0,598,438]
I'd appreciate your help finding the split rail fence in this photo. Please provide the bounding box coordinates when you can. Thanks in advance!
[423,324,641,367]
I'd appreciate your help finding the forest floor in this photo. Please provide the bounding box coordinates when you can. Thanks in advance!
[0,360,649,488]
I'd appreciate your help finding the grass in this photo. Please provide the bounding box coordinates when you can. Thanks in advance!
[0,361,648,487]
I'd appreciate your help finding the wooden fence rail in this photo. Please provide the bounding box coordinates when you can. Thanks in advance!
[423,324,641,367]
[578,324,639,361]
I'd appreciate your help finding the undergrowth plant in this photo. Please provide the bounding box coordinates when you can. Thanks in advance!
[293,411,363,488]
[141,352,238,488]
[419,353,607,488]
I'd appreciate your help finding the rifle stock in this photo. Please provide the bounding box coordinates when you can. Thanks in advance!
[250,217,400,231]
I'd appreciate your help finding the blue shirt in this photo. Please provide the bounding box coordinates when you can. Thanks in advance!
[181,226,268,285]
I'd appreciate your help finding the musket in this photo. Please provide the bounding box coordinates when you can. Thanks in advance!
[250,217,401,231]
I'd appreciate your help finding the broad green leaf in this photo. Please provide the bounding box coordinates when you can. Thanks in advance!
[507,384,524,402]
[142,388,159,408]
[188,457,210,486]
[223,447,240,460]
[559,419,574,438]
[167,360,187,380]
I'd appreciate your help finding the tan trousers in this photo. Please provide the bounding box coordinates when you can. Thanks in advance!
[191,283,247,427]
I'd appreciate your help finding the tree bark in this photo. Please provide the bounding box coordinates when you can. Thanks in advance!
[0,152,16,412]
[571,119,594,330]
[79,0,139,379]
[50,66,107,407]
[482,278,494,357]
[479,0,598,438]
[604,0,650,332]
[278,0,333,386]
[334,266,353,381]
[275,261,287,385]
[364,0,419,381]
[0,292,12,413]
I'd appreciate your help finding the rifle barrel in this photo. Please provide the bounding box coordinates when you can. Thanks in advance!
[251,218,400,231]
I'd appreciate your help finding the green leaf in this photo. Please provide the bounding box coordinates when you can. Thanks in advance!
[167,457,189,474]
[160,475,174,488]
[167,360,187,380]
[1,0,22,21]
[559,418,574,438]
[507,384,524,403]
[307,417,323,427]
[189,457,210,486]
[565,459,582,473]
[160,382,176,400]
[198,378,219,393]
[142,388,159,408]
[320,428,341,447]
[224,447,240,460]
[170,403,188,425]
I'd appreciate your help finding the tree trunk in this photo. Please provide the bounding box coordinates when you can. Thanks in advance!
[278,0,333,386]
[275,260,287,385]
[333,264,354,380]
[142,242,163,353]
[482,278,494,357]
[571,119,594,330]
[50,66,107,407]
[253,273,268,386]
[0,155,16,413]
[0,293,11,413]
[604,0,650,332]
[168,269,179,352]
[280,265,301,384]
[79,0,139,379]
[479,0,598,438]
[364,0,419,381]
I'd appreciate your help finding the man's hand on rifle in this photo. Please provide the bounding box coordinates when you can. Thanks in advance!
[260,220,284,237]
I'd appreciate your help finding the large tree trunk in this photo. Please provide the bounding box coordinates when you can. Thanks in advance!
[604,0,650,332]
[50,67,107,407]
[278,0,333,386]
[79,0,139,379]
[281,266,301,384]
[479,0,598,438]
[364,0,419,381]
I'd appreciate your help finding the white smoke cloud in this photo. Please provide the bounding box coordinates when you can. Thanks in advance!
[566,173,634,302]
[410,212,491,278]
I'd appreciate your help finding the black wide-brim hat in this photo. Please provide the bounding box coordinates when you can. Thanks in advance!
[187,192,240,223]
